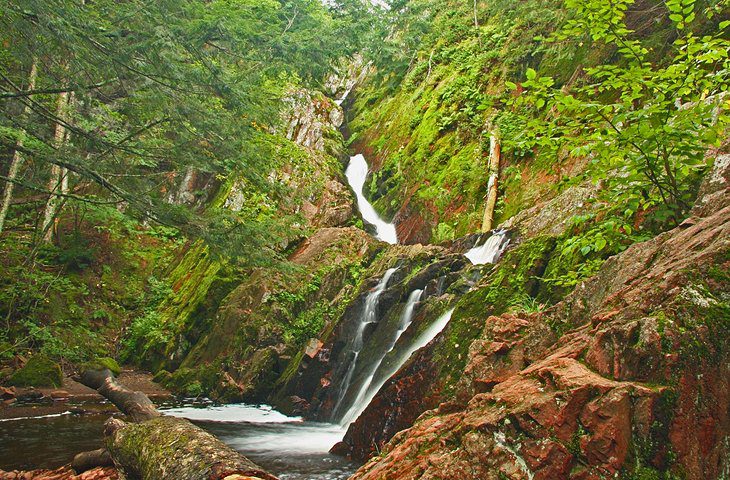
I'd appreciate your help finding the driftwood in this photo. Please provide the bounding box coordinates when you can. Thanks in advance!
[76,368,278,480]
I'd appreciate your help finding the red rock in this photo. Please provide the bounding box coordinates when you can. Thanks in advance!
[0,467,117,480]
[50,390,70,401]
[329,441,352,457]
[0,386,16,400]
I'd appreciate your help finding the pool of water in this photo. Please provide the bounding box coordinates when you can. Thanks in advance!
[0,401,356,480]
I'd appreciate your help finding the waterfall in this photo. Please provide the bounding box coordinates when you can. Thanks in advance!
[338,288,424,426]
[331,268,398,419]
[339,307,456,426]
[345,154,398,244]
[387,289,423,353]
[464,229,510,265]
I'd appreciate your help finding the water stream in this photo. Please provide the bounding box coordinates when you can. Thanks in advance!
[338,288,423,426]
[345,154,398,244]
[331,268,397,420]
[342,308,455,427]
[0,402,355,480]
[464,229,510,265]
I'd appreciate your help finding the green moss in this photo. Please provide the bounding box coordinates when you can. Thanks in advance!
[82,357,121,375]
[9,355,63,388]
[433,236,556,393]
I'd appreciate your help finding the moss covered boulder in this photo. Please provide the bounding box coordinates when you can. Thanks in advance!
[82,357,122,375]
[8,355,63,388]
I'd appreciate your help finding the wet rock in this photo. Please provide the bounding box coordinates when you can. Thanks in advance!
[329,441,352,457]
[50,390,70,401]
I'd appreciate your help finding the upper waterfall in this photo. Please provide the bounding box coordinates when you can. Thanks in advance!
[345,154,398,244]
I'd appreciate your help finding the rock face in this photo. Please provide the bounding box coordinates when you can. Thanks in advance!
[282,89,344,153]
[338,236,556,460]
[349,180,730,479]
[163,227,381,401]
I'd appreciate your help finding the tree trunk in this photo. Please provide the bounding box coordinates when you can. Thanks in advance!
[42,90,71,242]
[105,416,279,480]
[78,369,278,480]
[480,132,501,233]
[0,60,38,235]
[71,448,114,473]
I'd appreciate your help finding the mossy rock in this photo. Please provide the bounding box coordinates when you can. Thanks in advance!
[9,355,63,388]
[82,357,121,375]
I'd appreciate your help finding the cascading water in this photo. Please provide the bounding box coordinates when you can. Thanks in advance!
[464,229,510,265]
[339,307,456,427]
[387,289,423,353]
[338,288,424,426]
[345,154,398,244]
[331,268,398,419]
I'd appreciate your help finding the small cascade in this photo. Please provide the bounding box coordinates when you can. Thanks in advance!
[338,288,424,426]
[464,229,510,265]
[345,154,398,244]
[334,84,354,106]
[331,268,398,419]
[387,289,424,352]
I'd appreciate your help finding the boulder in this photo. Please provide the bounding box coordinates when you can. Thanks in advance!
[8,355,63,388]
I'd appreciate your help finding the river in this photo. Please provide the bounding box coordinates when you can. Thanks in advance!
[0,400,355,479]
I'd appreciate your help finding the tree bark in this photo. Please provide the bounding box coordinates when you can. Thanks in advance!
[0,60,38,235]
[105,416,279,480]
[78,368,278,480]
[42,90,71,242]
[480,132,501,233]
[79,369,160,423]
[71,448,113,473]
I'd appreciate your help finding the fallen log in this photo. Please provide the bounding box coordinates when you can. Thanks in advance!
[76,368,278,480]
[79,369,160,422]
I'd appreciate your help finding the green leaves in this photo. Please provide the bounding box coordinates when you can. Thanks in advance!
[506,0,729,232]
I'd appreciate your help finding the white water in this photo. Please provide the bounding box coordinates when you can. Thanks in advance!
[162,403,301,423]
[331,268,398,419]
[464,229,510,265]
[339,288,424,426]
[159,403,354,479]
[387,289,424,352]
[379,308,455,386]
[345,154,398,244]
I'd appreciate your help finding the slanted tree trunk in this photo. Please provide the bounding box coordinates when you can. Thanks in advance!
[0,60,38,235]
[481,132,501,233]
[42,90,72,242]
[77,368,278,480]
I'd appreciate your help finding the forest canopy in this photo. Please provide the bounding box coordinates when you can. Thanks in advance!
[0,0,377,259]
